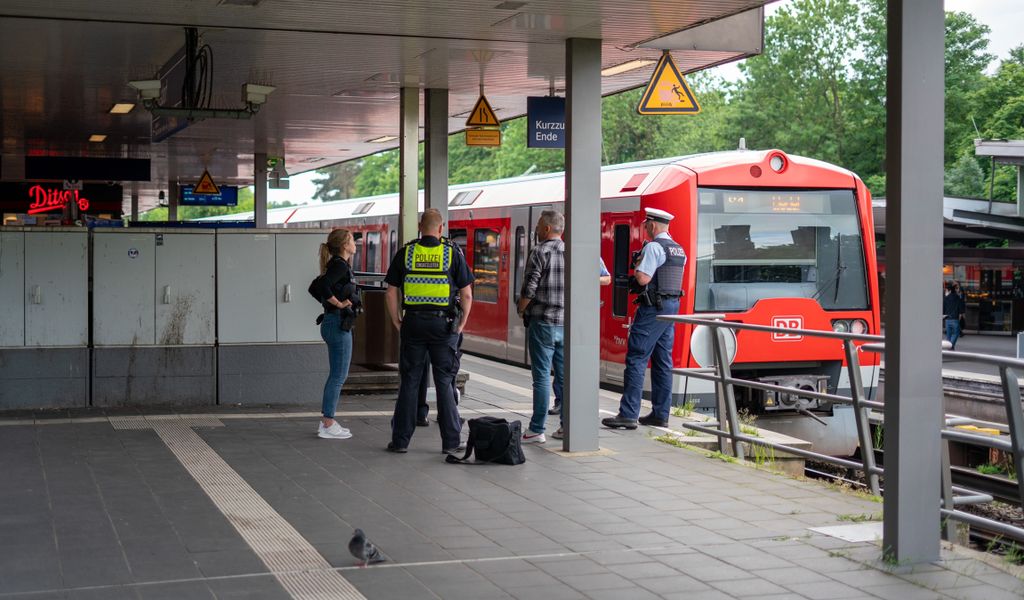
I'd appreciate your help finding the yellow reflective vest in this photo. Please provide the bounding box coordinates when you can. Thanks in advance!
[403,241,453,306]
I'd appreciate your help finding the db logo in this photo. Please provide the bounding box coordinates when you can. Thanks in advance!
[772,316,803,341]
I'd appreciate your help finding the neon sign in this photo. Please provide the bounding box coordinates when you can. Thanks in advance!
[26,185,90,215]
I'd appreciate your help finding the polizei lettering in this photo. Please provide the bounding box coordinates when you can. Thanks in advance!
[413,253,440,269]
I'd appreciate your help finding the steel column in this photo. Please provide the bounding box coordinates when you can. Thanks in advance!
[883,0,945,564]
[399,87,419,245]
[563,38,601,452]
[167,179,178,221]
[130,184,139,222]
[425,88,449,229]
[254,153,268,228]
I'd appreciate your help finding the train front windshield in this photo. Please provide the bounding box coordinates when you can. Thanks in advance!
[693,188,868,312]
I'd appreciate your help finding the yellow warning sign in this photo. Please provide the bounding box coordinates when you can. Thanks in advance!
[466,96,500,127]
[466,128,501,147]
[637,53,701,115]
[194,169,220,195]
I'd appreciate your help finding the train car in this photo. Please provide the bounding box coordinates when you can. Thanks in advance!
[246,150,881,455]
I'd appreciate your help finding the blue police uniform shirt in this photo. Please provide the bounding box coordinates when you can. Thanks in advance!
[599,257,610,277]
[384,235,474,299]
[635,232,672,277]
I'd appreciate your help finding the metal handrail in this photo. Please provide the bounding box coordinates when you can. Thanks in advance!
[658,313,1024,544]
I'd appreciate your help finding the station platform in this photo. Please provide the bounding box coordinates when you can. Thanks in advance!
[2,355,1022,600]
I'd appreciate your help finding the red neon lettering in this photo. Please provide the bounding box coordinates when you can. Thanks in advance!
[26,185,90,215]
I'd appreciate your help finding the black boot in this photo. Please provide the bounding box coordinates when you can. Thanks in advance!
[601,415,638,430]
[638,413,669,427]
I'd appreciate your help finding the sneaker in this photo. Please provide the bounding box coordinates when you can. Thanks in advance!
[386,442,408,453]
[551,427,564,440]
[416,417,430,427]
[318,422,352,439]
[547,402,562,416]
[522,431,546,444]
[441,445,465,455]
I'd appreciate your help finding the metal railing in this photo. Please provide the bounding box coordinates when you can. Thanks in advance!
[658,314,1024,544]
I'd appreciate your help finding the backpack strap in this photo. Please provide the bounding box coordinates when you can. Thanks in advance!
[445,435,476,464]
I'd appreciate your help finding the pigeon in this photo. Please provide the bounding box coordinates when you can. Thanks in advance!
[348,528,386,566]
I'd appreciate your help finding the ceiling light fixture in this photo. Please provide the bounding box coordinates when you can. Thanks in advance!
[601,59,657,77]
[88,134,107,142]
[109,103,135,114]
[367,136,398,143]
[494,1,528,9]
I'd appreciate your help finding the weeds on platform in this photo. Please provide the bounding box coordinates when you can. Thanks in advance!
[671,398,697,418]
[837,512,883,523]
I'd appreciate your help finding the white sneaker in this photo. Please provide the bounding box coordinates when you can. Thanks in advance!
[522,431,546,444]
[551,427,564,440]
[318,422,352,439]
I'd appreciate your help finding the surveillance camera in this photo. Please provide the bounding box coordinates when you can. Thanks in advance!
[128,79,162,100]
[242,83,276,105]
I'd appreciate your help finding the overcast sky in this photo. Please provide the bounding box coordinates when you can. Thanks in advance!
[274,0,1023,206]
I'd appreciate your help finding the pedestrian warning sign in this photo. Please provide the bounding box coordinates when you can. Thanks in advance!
[637,53,701,115]
[466,96,500,127]
[194,169,220,195]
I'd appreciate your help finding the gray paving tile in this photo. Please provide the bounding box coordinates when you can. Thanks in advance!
[786,580,871,599]
[205,574,293,600]
[709,577,791,597]
[135,581,215,600]
[860,583,948,599]
[507,584,588,600]
[556,572,635,592]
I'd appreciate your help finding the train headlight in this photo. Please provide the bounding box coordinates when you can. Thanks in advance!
[850,319,868,335]
[831,319,850,333]
[769,154,786,172]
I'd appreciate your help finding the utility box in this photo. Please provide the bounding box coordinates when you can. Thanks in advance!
[217,229,330,407]
[91,229,216,407]
[0,228,89,409]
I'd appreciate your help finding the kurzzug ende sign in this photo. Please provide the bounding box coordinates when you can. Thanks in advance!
[527,96,565,149]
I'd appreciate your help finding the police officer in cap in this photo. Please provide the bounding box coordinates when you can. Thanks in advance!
[385,208,474,453]
[602,207,686,430]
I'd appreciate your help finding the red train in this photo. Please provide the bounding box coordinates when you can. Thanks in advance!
[257,150,881,454]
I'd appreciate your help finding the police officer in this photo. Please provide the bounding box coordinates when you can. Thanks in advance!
[602,207,686,430]
[385,208,474,453]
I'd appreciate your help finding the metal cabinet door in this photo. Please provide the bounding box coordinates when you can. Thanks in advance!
[275,233,324,342]
[156,232,215,345]
[217,232,277,344]
[0,231,25,347]
[25,231,88,347]
[93,232,156,346]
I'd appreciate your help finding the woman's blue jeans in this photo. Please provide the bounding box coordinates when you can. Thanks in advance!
[320,312,353,418]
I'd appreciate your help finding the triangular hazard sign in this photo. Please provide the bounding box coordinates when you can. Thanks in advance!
[466,95,500,127]
[194,169,220,195]
[637,53,701,115]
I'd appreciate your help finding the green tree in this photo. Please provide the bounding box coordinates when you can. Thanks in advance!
[944,152,986,198]
[311,161,362,201]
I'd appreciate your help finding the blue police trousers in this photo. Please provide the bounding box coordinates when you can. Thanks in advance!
[392,312,462,450]
[617,300,679,421]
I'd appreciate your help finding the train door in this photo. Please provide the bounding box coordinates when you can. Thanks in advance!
[601,214,635,384]
[506,207,531,364]
[461,218,511,358]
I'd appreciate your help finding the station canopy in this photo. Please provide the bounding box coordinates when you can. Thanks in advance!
[0,0,767,213]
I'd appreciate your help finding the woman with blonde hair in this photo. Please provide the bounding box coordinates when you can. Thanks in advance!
[314,228,358,439]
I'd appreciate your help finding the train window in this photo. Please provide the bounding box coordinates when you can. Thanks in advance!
[448,229,468,255]
[613,224,630,317]
[513,226,526,302]
[473,228,500,303]
[353,202,374,215]
[449,190,482,206]
[352,232,363,271]
[365,231,381,273]
[694,188,868,312]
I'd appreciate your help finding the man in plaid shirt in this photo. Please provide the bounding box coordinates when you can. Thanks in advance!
[517,210,565,443]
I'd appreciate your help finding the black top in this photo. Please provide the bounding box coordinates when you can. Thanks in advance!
[384,235,474,310]
[942,290,965,320]
[318,256,357,311]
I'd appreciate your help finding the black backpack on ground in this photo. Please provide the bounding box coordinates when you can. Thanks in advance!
[445,417,526,465]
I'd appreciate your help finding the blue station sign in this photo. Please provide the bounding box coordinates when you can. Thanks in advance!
[180,185,238,206]
[526,96,565,149]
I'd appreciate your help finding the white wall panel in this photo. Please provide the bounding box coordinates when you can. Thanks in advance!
[156,232,215,345]
[217,232,277,344]
[25,231,88,346]
[0,231,25,347]
[93,232,156,345]
[275,233,324,343]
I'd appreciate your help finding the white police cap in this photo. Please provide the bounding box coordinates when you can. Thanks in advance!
[643,207,674,224]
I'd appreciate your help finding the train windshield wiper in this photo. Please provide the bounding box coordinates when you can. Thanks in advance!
[811,233,846,303]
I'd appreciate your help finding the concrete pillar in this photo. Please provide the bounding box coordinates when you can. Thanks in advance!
[883,0,945,564]
[425,88,449,230]
[1016,166,1023,218]
[167,179,178,221]
[254,153,268,228]
[399,87,419,245]
[563,38,602,452]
